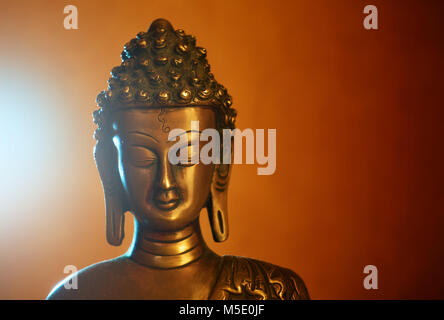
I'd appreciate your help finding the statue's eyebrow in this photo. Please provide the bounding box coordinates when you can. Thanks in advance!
[126,131,159,143]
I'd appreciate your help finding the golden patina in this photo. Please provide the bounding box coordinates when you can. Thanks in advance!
[47,18,309,300]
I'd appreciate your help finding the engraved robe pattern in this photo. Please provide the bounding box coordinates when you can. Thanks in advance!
[209,255,309,300]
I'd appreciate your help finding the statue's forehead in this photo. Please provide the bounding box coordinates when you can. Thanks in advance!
[113,107,216,135]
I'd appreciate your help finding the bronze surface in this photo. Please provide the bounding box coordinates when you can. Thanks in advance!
[47,18,309,300]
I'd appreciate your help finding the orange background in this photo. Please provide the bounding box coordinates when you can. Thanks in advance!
[0,0,443,299]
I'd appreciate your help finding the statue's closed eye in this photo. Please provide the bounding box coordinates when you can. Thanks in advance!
[127,146,157,168]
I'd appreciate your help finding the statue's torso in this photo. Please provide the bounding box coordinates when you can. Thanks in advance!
[47,253,309,300]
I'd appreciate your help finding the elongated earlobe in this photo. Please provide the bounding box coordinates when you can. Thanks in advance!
[207,164,230,242]
[104,189,125,246]
[95,141,126,246]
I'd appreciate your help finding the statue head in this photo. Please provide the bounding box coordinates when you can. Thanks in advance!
[93,19,237,246]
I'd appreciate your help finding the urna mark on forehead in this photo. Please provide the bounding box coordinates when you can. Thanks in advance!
[112,106,216,139]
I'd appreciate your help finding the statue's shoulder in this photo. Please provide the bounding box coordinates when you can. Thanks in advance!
[209,255,309,300]
[46,256,135,300]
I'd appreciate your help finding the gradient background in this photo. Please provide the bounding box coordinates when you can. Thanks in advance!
[0,0,443,299]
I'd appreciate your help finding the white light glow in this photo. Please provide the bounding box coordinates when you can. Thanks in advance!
[0,67,60,214]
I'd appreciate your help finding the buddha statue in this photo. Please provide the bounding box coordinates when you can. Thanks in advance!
[47,19,309,300]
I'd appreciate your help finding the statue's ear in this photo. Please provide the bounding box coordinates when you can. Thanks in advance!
[94,141,126,246]
[207,163,231,242]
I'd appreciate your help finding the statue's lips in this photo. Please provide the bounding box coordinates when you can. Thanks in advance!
[152,189,180,211]
[154,199,179,211]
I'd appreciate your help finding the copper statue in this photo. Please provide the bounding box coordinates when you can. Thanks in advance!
[47,19,309,300]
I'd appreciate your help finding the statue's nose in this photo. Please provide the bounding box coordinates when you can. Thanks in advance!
[157,153,176,190]
[154,155,180,210]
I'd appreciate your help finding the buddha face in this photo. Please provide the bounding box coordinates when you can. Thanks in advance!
[112,107,216,231]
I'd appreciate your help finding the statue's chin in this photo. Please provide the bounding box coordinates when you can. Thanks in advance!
[135,208,201,232]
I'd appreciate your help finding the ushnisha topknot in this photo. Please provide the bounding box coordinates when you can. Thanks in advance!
[93,18,236,140]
